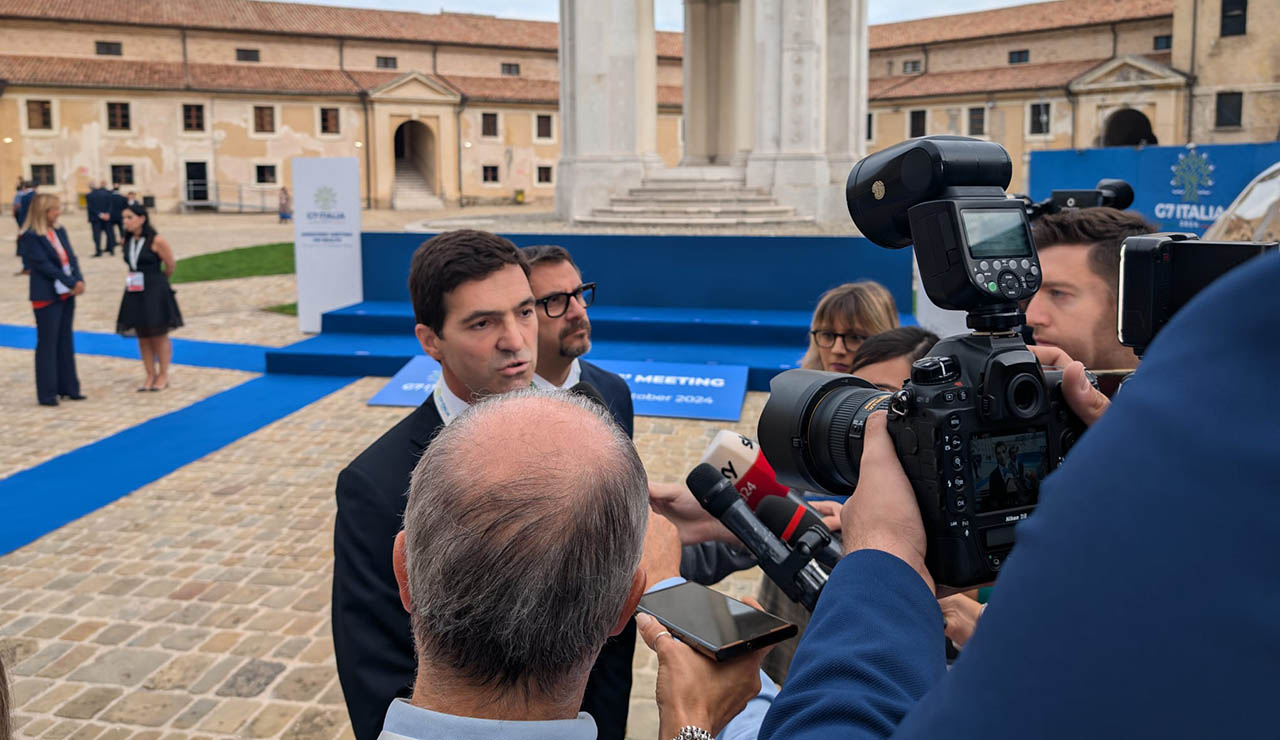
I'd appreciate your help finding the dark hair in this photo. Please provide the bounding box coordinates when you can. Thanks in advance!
[124,203,158,247]
[850,326,940,373]
[521,244,579,272]
[409,229,529,334]
[1031,208,1157,295]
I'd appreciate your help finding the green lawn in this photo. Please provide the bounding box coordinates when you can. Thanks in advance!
[171,242,294,284]
[264,302,298,316]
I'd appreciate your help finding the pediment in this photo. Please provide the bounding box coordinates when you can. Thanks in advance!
[1070,56,1186,92]
[369,72,462,103]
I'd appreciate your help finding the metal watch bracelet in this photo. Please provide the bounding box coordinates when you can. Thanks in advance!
[672,726,714,740]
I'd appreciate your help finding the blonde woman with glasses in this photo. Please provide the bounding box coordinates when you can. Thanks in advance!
[18,193,86,406]
[800,281,899,372]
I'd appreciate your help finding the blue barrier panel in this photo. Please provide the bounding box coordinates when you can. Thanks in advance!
[1029,143,1280,236]
[361,233,913,312]
[367,355,441,406]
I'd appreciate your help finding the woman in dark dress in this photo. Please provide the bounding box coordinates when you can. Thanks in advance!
[116,204,183,391]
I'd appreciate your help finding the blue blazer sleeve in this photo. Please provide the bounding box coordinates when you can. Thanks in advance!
[759,550,945,740]
[19,230,79,296]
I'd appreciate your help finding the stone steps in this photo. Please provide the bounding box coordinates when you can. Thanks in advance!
[599,204,796,216]
[580,167,811,226]
[393,161,444,210]
[611,194,776,204]
[577,214,813,226]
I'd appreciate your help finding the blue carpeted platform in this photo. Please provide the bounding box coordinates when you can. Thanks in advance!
[0,373,355,556]
[0,323,268,373]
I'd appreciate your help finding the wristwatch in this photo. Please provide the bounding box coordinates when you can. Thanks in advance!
[672,726,713,740]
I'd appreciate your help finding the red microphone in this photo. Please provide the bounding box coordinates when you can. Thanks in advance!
[697,430,791,510]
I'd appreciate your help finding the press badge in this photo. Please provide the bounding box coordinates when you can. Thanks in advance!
[126,271,145,292]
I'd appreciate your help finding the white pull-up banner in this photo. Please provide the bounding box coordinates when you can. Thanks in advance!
[293,157,363,333]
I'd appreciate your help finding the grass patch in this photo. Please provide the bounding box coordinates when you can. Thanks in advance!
[171,242,294,284]
[264,302,298,316]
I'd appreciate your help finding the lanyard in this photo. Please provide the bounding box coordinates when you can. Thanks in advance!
[128,237,145,271]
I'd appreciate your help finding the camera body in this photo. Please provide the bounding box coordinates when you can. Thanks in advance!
[1119,233,1276,357]
[760,136,1089,588]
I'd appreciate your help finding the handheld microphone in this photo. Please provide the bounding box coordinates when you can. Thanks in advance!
[697,430,790,509]
[687,463,827,610]
[755,497,844,571]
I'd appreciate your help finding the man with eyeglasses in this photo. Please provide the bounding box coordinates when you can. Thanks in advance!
[523,245,634,438]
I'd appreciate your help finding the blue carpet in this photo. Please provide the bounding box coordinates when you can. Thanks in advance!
[0,373,356,556]
[0,323,269,373]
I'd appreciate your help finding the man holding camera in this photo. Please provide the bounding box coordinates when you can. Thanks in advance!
[1024,208,1155,371]
[751,252,1280,737]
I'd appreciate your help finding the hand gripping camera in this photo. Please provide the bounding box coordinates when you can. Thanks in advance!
[759,136,1086,588]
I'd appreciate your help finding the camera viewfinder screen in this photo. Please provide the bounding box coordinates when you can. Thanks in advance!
[970,429,1048,513]
[962,209,1032,258]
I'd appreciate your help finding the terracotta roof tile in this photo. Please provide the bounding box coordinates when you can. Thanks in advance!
[187,63,361,94]
[0,54,186,90]
[871,59,1106,100]
[870,0,1172,49]
[0,0,683,56]
[441,74,559,105]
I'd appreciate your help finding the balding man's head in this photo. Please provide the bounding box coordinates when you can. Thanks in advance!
[399,389,648,698]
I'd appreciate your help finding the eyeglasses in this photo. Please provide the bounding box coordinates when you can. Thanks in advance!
[536,282,596,318]
[811,329,868,349]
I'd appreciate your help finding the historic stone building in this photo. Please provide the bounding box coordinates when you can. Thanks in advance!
[1,0,1274,215]
[0,0,684,211]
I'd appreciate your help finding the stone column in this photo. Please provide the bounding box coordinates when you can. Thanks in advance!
[746,0,832,218]
[731,0,757,166]
[556,0,657,221]
[681,0,713,165]
[823,0,869,222]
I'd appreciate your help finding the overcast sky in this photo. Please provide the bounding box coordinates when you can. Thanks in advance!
[271,0,1046,28]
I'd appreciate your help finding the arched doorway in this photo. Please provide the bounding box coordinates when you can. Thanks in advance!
[1103,108,1158,147]
[392,120,440,209]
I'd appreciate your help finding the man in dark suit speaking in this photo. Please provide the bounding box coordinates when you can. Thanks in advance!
[333,230,634,740]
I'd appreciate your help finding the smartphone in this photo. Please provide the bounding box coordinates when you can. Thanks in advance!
[637,581,797,662]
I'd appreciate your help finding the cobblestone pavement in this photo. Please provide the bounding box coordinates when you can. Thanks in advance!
[1,209,791,739]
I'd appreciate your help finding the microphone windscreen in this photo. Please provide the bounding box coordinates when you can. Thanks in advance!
[568,381,608,410]
[698,430,790,509]
[686,462,732,511]
[756,496,829,546]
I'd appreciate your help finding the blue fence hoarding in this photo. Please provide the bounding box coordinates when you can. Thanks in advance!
[368,356,749,422]
[1029,143,1280,235]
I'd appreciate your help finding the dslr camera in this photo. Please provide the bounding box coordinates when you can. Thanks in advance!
[759,136,1087,588]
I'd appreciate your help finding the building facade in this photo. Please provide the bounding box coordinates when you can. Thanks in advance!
[0,0,684,211]
[1,0,1274,213]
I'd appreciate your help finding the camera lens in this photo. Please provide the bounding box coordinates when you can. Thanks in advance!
[759,370,892,494]
[1006,372,1045,419]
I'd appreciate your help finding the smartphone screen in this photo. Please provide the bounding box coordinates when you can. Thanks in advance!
[637,581,797,661]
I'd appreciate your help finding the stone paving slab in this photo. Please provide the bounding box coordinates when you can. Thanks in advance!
[0,369,774,739]
[0,347,256,480]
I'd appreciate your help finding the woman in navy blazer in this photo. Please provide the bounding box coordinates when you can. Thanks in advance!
[18,193,86,406]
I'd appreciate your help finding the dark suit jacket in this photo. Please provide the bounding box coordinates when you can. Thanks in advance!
[108,191,127,222]
[759,253,1280,739]
[333,361,637,740]
[19,228,83,302]
[15,189,34,228]
[86,188,109,222]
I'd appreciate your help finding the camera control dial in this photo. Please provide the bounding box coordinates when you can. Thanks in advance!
[911,356,961,385]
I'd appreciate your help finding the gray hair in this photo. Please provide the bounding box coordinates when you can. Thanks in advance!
[402,388,649,697]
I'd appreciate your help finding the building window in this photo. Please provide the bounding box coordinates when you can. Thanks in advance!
[909,109,926,138]
[376,56,398,69]
[107,102,131,131]
[236,48,260,63]
[902,59,922,74]
[1221,0,1247,36]
[96,41,122,56]
[1009,49,1030,64]
[30,164,55,186]
[481,112,499,138]
[111,164,135,186]
[256,165,277,184]
[501,62,520,76]
[968,107,986,136]
[482,165,499,183]
[537,165,553,184]
[183,104,205,132]
[1029,102,1051,135]
[254,106,275,134]
[1153,34,1172,50]
[26,100,52,130]
[866,112,874,141]
[1215,92,1243,128]
[320,107,340,134]
[535,114,553,140]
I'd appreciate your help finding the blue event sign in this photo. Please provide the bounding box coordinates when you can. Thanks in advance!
[367,356,748,422]
[1029,142,1280,236]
